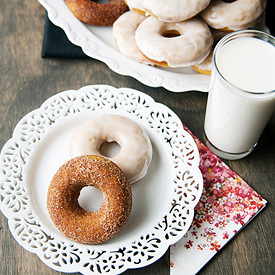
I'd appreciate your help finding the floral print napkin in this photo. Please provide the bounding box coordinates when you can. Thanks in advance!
[170,125,267,275]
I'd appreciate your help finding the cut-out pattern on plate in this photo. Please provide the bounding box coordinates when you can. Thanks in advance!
[0,85,202,274]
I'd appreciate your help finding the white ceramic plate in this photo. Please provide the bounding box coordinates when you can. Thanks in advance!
[0,85,203,274]
[37,0,211,92]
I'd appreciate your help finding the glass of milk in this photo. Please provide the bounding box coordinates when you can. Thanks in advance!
[204,30,275,160]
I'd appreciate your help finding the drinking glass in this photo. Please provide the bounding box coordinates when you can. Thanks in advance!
[204,30,275,160]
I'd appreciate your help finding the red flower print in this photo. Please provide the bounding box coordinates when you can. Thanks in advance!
[184,240,193,249]
[210,241,221,252]
[223,231,230,239]
[182,124,267,257]
[233,213,246,225]
[249,200,264,211]
[197,244,203,250]
[192,218,203,228]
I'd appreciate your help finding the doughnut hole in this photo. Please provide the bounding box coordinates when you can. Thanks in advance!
[78,186,103,212]
[162,29,182,38]
[94,0,110,3]
[99,141,121,158]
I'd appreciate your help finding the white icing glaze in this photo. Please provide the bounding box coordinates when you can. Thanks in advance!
[201,0,267,31]
[113,11,152,64]
[124,0,146,14]
[135,16,213,67]
[192,28,232,74]
[69,114,153,184]
[140,0,211,22]
[192,50,213,74]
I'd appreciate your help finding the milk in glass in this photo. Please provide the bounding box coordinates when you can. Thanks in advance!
[204,31,275,159]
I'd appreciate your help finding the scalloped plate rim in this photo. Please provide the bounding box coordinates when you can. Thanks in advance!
[37,0,210,92]
[0,85,203,275]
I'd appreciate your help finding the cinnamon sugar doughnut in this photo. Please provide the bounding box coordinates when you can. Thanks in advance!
[140,0,211,22]
[65,0,129,26]
[200,0,267,31]
[47,155,132,244]
[69,114,152,183]
[135,17,213,68]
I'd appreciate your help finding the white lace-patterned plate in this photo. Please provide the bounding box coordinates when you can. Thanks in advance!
[37,0,211,92]
[0,85,203,275]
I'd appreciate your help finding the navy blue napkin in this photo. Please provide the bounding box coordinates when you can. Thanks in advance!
[41,14,88,59]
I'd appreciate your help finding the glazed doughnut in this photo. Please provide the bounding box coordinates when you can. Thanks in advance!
[191,29,231,75]
[47,155,132,244]
[135,17,213,68]
[124,0,146,15]
[191,50,213,75]
[200,0,267,31]
[65,0,129,26]
[113,11,153,64]
[140,0,211,22]
[69,114,152,183]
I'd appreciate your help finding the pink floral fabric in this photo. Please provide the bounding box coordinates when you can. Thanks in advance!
[170,126,267,274]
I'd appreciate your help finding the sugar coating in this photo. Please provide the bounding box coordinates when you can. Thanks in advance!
[65,0,129,26]
[47,155,132,244]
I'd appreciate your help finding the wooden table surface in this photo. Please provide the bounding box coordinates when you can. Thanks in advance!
[0,1,274,274]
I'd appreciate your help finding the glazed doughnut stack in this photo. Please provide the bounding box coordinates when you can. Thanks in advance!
[114,1,214,69]
[113,0,267,74]
[65,0,267,74]
[47,114,152,244]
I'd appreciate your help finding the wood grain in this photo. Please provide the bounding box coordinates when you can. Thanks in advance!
[0,1,274,274]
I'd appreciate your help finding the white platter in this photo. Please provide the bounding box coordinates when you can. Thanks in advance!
[37,0,211,92]
[0,85,203,274]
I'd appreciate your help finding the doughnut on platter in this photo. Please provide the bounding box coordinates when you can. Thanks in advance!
[0,85,203,274]
[38,0,211,92]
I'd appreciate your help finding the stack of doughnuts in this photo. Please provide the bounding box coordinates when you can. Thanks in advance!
[47,114,152,244]
[113,8,214,68]
[65,0,267,74]
[113,0,267,74]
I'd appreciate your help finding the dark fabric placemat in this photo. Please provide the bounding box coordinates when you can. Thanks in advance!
[42,4,275,59]
[41,14,88,59]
